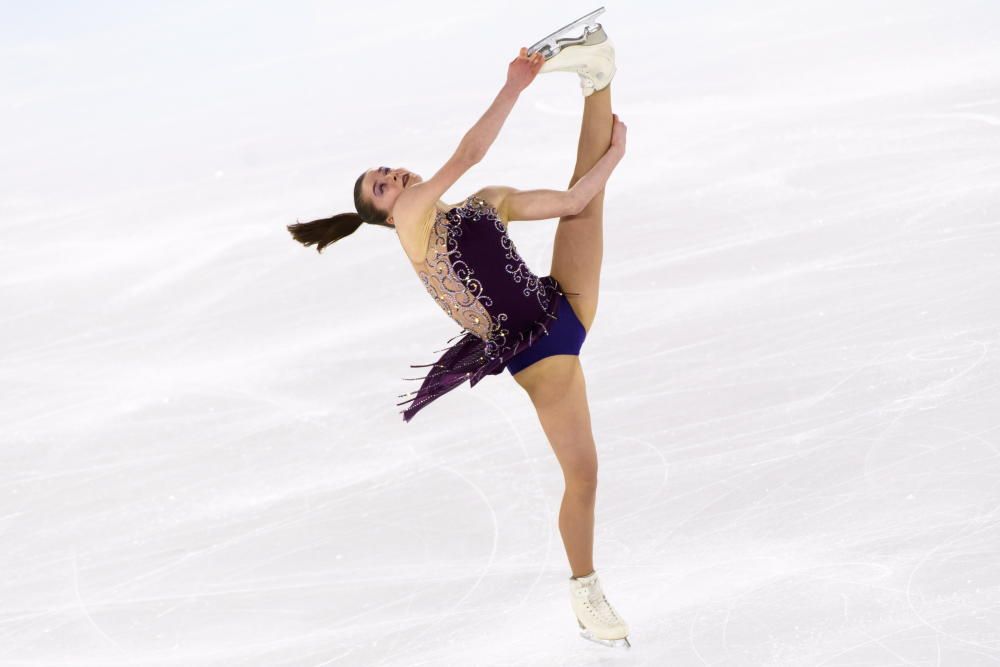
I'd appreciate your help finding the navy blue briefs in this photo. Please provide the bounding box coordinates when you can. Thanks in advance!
[506,292,587,375]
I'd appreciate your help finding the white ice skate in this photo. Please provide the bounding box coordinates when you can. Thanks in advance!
[569,570,631,649]
[528,7,616,97]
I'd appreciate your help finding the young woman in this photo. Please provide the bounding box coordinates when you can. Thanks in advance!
[288,15,630,649]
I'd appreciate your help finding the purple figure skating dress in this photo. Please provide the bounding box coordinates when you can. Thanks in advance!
[397,194,585,422]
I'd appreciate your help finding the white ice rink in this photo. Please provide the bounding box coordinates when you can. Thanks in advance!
[3,1,1000,664]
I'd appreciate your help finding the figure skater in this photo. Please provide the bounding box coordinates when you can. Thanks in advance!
[287,10,630,649]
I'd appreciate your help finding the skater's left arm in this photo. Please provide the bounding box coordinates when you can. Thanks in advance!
[480,186,580,222]
[464,49,544,160]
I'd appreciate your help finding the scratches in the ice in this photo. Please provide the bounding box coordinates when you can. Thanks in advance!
[688,608,712,666]
[799,345,897,411]
[903,499,1000,658]
[477,393,555,607]
[602,434,670,527]
[71,546,126,652]
[933,423,1000,461]
[402,463,498,651]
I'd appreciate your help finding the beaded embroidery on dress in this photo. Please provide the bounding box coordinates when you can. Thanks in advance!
[397,194,580,422]
[417,200,496,342]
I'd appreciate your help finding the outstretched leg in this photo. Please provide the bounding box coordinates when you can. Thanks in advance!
[550,84,613,334]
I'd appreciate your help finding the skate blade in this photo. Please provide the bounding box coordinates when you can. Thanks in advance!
[576,618,631,649]
[579,629,632,649]
[540,27,608,63]
[527,6,606,59]
[532,25,604,61]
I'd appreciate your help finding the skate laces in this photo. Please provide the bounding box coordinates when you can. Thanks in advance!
[595,592,621,624]
[575,581,622,625]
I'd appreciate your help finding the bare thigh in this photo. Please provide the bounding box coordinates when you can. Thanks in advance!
[511,355,598,483]
[551,204,604,335]
[549,85,613,335]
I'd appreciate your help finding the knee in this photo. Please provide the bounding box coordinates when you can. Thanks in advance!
[563,457,598,492]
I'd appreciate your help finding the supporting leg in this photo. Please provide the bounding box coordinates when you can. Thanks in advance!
[550,84,613,333]
[513,355,598,578]
[561,480,597,578]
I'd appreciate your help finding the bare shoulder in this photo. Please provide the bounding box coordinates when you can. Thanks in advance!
[396,205,439,264]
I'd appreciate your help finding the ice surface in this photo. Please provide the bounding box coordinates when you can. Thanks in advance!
[2,1,999,665]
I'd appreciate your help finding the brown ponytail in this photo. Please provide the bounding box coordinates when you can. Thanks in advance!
[287,169,394,253]
[287,213,365,254]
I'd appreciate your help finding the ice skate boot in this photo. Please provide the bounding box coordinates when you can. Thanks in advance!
[528,7,616,97]
[569,570,631,649]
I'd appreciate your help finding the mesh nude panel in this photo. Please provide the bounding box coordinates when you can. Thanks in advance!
[417,207,494,341]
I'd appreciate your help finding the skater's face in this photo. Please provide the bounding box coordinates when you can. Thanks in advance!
[363,166,421,221]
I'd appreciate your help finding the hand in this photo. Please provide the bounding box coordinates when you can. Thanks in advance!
[506,47,544,93]
[610,113,627,153]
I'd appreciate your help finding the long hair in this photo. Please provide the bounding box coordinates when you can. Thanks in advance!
[286,170,394,253]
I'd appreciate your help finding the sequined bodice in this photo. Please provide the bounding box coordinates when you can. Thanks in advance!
[397,194,577,422]
[411,194,559,363]
[414,200,495,341]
